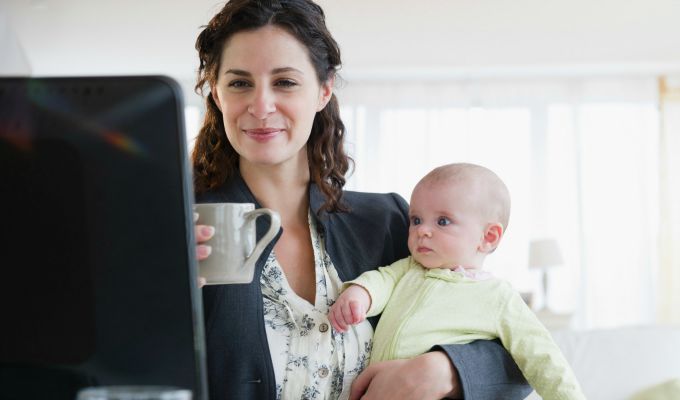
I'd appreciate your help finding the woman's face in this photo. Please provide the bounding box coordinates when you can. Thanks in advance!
[211,25,333,171]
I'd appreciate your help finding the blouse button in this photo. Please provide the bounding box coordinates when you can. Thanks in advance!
[319,366,329,378]
[319,323,329,333]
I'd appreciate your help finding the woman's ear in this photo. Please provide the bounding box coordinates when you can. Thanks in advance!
[211,86,222,111]
[479,223,504,253]
[317,75,335,112]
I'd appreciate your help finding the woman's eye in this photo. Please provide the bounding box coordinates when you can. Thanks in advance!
[437,217,451,226]
[410,217,421,226]
[275,79,297,88]
[228,80,251,89]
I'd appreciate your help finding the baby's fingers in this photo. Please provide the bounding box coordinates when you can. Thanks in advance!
[339,302,356,330]
[349,300,365,324]
[329,305,348,332]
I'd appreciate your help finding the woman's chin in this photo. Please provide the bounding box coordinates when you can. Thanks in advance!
[241,152,303,170]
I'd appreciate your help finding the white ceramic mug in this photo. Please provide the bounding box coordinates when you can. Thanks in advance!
[194,203,281,285]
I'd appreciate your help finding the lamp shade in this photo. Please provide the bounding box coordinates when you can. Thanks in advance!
[529,238,563,269]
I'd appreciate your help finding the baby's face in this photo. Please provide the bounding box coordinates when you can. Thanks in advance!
[407,180,488,270]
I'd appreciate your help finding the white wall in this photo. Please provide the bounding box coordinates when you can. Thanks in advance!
[322,0,680,79]
[3,0,680,100]
[0,12,31,75]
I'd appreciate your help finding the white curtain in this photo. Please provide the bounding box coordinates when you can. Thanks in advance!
[338,76,660,329]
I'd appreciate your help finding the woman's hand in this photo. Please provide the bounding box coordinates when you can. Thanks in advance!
[194,212,215,288]
[349,351,462,400]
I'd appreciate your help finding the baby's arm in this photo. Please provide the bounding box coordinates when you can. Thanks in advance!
[497,286,586,400]
[329,284,371,332]
[329,257,413,332]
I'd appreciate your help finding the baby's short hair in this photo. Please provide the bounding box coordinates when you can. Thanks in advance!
[418,163,511,230]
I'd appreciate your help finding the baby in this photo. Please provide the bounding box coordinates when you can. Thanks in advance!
[329,163,585,400]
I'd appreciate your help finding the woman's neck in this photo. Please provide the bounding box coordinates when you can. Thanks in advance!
[240,157,310,226]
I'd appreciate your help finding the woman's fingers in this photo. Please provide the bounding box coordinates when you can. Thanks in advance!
[195,224,215,243]
[196,244,212,261]
[193,214,211,288]
[195,224,214,262]
[349,363,381,400]
[197,276,207,288]
[350,353,459,400]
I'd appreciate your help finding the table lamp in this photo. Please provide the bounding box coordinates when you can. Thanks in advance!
[529,238,563,311]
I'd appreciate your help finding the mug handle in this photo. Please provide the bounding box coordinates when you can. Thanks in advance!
[242,208,281,272]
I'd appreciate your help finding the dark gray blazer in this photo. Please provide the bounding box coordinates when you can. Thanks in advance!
[196,174,531,400]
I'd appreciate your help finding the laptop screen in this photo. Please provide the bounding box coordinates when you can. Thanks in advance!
[0,76,207,400]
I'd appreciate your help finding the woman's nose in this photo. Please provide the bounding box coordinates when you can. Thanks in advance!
[248,87,276,119]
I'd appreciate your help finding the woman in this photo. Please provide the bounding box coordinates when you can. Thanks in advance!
[192,0,531,399]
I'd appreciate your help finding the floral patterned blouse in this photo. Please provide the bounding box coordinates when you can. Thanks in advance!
[261,212,373,400]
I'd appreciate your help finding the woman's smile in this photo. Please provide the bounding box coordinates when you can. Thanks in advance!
[243,127,284,142]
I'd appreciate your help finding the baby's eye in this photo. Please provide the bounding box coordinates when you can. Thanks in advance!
[228,80,251,89]
[275,79,297,88]
[410,216,421,226]
[437,217,451,226]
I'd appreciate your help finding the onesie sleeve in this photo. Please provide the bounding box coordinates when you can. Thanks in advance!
[495,285,586,399]
[344,256,412,316]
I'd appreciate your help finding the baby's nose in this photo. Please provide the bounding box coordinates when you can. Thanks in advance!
[417,224,432,237]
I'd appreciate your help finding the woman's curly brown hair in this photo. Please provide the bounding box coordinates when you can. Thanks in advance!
[193,0,351,213]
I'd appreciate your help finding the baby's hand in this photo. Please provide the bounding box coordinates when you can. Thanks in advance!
[329,285,371,332]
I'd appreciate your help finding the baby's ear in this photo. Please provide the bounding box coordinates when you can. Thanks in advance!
[479,223,504,253]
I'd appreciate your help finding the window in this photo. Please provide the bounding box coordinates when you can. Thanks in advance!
[340,77,660,329]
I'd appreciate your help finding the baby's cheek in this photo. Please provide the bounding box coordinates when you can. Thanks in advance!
[406,234,418,254]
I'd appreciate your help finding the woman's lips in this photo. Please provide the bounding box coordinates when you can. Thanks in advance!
[417,246,432,253]
[243,128,283,142]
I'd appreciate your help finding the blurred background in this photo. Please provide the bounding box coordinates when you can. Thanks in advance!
[3,0,680,332]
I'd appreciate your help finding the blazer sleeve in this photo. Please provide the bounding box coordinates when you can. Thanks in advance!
[431,341,532,400]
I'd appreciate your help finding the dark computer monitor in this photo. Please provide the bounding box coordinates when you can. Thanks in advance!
[0,76,207,400]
